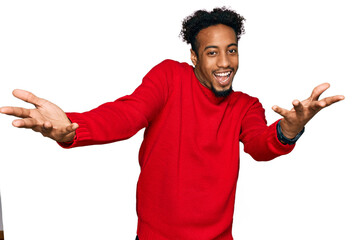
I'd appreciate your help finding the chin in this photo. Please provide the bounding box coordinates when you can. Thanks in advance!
[211,85,233,97]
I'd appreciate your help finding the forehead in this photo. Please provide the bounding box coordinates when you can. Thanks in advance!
[196,24,237,48]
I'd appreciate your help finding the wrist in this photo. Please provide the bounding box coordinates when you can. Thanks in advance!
[277,120,304,145]
[279,118,304,138]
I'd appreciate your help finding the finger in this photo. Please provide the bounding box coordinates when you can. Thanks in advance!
[37,121,54,137]
[318,95,345,108]
[309,101,325,112]
[272,105,289,117]
[310,83,330,101]
[292,100,304,115]
[12,89,44,107]
[0,106,32,118]
[12,118,38,128]
[41,121,53,133]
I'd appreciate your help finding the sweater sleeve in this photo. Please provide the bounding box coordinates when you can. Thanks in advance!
[239,98,295,161]
[58,60,173,148]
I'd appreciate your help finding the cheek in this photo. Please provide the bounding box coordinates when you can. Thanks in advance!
[203,60,216,73]
[197,56,217,77]
[198,63,212,76]
[232,57,239,68]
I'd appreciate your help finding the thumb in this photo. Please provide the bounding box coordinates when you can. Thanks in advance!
[57,123,78,143]
[65,123,79,133]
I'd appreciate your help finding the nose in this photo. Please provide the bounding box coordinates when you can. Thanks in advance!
[217,52,230,68]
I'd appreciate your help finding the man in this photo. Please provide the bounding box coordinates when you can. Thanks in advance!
[0,7,344,240]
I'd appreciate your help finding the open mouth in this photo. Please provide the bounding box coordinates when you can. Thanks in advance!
[213,71,232,86]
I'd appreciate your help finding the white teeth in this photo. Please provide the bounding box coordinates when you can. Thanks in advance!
[214,71,231,77]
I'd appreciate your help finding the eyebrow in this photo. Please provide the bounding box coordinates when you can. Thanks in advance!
[204,43,238,51]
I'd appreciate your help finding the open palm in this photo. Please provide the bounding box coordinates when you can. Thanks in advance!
[272,83,345,139]
[0,89,78,142]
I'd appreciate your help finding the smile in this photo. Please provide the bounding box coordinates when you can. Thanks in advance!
[213,71,232,85]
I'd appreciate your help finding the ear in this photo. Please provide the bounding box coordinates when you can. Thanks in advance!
[190,49,198,66]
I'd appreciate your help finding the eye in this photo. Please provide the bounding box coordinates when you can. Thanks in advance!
[228,49,237,54]
[207,51,217,56]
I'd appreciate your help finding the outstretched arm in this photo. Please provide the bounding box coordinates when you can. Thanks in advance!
[272,83,345,139]
[0,89,78,142]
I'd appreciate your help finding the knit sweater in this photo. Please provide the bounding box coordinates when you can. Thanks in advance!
[60,59,294,240]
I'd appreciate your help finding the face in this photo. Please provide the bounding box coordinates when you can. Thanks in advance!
[191,24,239,97]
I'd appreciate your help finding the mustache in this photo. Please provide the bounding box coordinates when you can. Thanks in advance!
[213,68,235,73]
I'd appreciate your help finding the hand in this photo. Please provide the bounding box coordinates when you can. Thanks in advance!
[272,83,345,139]
[0,89,78,142]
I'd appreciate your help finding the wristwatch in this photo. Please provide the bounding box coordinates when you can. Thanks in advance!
[276,120,305,145]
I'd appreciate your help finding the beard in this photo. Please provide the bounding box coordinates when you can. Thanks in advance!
[211,85,233,97]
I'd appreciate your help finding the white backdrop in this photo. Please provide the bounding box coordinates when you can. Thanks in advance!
[0,0,361,239]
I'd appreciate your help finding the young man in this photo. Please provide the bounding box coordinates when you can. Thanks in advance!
[0,7,344,240]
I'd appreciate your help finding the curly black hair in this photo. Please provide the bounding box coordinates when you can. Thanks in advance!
[180,7,246,56]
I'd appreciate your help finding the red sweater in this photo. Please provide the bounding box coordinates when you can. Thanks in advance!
[60,60,294,239]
